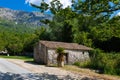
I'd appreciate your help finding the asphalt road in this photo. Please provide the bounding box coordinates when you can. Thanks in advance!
[0,59,31,73]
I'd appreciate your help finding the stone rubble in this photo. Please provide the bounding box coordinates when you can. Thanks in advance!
[0,72,102,80]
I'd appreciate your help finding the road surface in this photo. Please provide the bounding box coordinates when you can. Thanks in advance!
[0,59,31,73]
[0,59,119,80]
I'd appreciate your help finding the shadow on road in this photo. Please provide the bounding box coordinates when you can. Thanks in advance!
[24,60,58,67]
[24,61,41,65]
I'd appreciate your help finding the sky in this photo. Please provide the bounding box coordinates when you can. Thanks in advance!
[0,0,72,12]
[0,0,119,16]
[0,0,39,12]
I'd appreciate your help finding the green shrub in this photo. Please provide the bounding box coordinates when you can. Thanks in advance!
[74,62,80,66]
[89,49,120,75]
[56,47,65,54]
[104,59,116,75]
[89,49,105,70]
[74,61,91,68]
[73,49,120,75]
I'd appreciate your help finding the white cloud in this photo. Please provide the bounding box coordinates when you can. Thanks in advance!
[25,0,41,5]
[25,0,72,8]
[116,12,120,16]
[60,0,72,8]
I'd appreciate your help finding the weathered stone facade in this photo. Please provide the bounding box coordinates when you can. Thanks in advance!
[47,49,90,65]
[34,42,47,64]
[34,41,92,65]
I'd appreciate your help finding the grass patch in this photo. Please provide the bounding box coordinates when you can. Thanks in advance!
[62,65,120,80]
[0,55,33,61]
[63,65,92,74]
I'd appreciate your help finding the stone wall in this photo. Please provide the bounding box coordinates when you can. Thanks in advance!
[47,49,90,65]
[66,50,90,64]
[34,43,47,64]
[47,49,57,65]
[34,42,39,63]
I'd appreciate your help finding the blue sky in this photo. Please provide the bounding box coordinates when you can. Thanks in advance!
[0,0,39,12]
[0,0,119,16]
[0,0,71,12]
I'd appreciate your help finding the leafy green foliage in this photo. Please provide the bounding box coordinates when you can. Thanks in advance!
[72,0,120,16]
[73,32,92,47]
[74,61,90,68]
[32,0,120,51]
[0,18,39,55]
[89,50,120,75]
[31,0,63,14]
[56,47,65,54]
[74,49,120,75]
[47,8,77,42]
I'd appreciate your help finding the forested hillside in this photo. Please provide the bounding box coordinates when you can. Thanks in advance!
[0,18,40,54]
[0,7,52,54]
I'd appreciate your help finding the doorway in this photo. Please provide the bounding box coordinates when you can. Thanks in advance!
[64,53,69,64]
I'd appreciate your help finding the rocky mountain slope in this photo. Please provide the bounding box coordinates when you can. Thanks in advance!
[0,7,52,27]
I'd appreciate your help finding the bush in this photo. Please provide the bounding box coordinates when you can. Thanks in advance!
[74,62,81,66]
[73,49,120,75]
[74,60,91,68]
[89,50,120,75]
[89,49,105,70]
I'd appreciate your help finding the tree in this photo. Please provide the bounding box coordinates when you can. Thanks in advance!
[31,0,120,51]
[34,27,51,40]
[0,18,40,54]
[31,0,63,14]
[48,8,77,42]
[32,0,120,21]
[56,47,66,67]
[72,0,120,16]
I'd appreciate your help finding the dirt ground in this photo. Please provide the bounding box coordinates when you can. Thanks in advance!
[7,59,120,80]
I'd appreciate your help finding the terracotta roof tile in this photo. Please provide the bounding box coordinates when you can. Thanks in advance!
[40,40,92,50]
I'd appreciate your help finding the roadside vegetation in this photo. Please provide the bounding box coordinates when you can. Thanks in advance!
[0,55,33,61]
[63,65,120,80]
[74,49,120,75]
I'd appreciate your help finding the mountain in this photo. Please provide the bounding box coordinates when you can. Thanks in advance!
[0,7,52,27]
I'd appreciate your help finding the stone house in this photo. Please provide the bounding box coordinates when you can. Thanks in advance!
[34,40,92,65]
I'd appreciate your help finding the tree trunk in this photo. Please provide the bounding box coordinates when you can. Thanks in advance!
[61,61,64,67]
[57,61,61,67]
[57,54,65,67]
